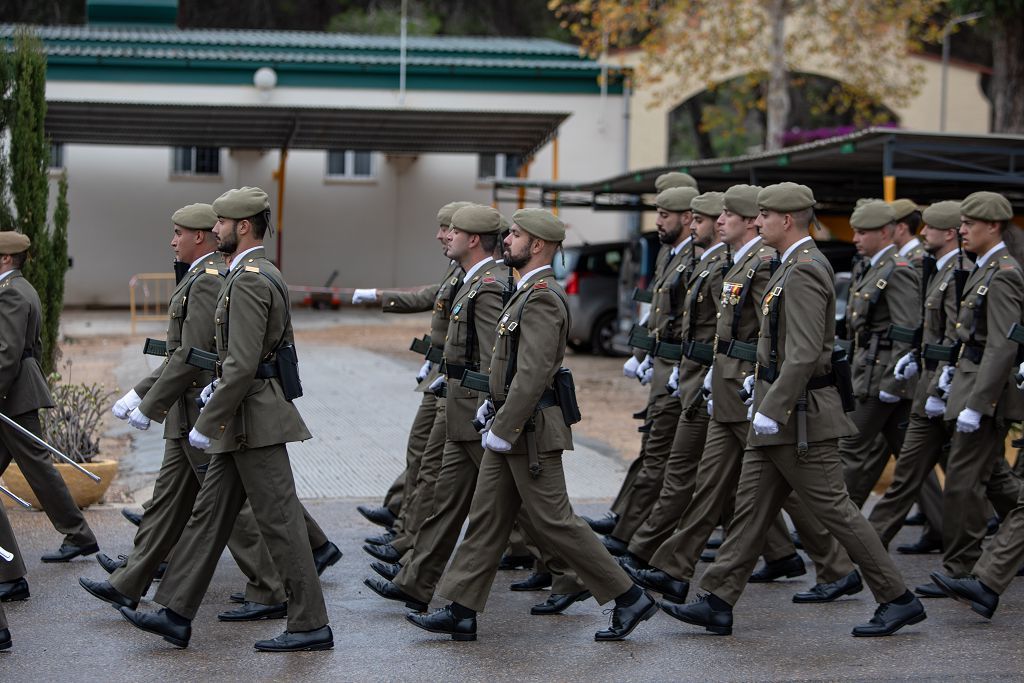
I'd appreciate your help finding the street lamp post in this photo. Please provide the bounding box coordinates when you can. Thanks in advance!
[940,11,985,132]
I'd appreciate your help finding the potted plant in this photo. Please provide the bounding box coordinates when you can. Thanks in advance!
[1,360,117,509]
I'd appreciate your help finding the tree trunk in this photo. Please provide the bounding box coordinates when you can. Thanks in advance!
[764,0,790,150]
[990,13,1024,133]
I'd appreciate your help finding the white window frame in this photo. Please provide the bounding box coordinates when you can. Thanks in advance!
[325,149,376,182]
[49,142,65,170]
[477,152,523,182]
[170,145,222,178]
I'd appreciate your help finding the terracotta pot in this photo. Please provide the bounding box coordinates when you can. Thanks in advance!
[1,459,117,509]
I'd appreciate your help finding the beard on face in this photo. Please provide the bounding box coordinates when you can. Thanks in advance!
[503,243,531,270]
[658,222,682,245]
[216,223,239,254]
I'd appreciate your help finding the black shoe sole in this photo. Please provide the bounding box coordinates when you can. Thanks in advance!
[659,603,732,635]
[218,608,288,622]
[792,582,864,604]
[594,598,659,641]
[631,575,685,604]
[0,639,9,651]
[851,611,926,637]
[531,591,592,615]
[0,587,29,603]
[315,547,343,576]
[362,578,427,612]
[931,574,995,619]
[119,611,189,648]
[748,565,806,583]
[79,578,137,610]
[41,543,100,563]
[254,640,334,652]
[405,614,476,641]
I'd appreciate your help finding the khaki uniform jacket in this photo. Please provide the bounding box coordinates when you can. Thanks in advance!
[751,241,856,446]
[847,244,920,399]
[677,243,730,406]
[381,261,464,392]
[711,239,776,423]
[901,241,927,278]
[0,271,53,415]
[134,254,223,439]
[648,241,694,344]
[443,259,509,442]
[194,247,312,452]
[489,267,572,455]
[911,252,972,414]
[945,246,1024,420]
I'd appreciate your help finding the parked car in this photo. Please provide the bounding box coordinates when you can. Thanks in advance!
[552,240,627,355]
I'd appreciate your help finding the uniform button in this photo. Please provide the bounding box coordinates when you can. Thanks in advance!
[514,428,521,433]
[389,302,395,306]
[656,308,660,313]
[786,410,791,415]
[716,313,721,318]
[956,323,962,328]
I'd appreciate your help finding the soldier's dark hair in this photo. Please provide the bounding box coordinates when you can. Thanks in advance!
[791,208,814,230]
[902,210,922,234]
[9,251,27,269]
[246,209,273,239]
[478,232,499,253]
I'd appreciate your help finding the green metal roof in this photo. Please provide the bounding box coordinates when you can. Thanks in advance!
[1,25,624,94]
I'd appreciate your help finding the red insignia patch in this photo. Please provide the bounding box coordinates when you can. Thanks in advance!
[533,281,548,289]
[483,277,496,283]
[895,260,909,267]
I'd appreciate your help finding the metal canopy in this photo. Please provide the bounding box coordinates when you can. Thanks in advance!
[494,128,1024,211]
[45,101,569,156]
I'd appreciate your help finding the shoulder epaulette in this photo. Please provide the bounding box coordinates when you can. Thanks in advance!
[895,260,909,267]
[244,265,260,273]
[533,280,548,289]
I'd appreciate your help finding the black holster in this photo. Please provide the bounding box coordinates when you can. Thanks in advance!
[275,344,303,401]
[832,345,855,412]
[553,367,582,427]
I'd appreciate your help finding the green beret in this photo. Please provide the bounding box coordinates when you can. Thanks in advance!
[691,191,725,217]
[213,186,270,219]
[722,185,762,218]
[437,201,473,227]
[758,183,816,212]
[850,200,896,230]
[451,205,501,234]
[171,203,217,231]
[890,198,920,221]
[656,187,699,212]
[961,191,1013,222]
[512,208,565,242]
[655,171,698,192]
[922,200,962,230]
[0,231,30,255]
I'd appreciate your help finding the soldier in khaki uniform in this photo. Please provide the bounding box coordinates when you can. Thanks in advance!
[623,192,727,563]
[661,183,925,638]
[839,201,921,507]
[120,187,332,652]
[603,186,699,555]
[408,209,657,642]
[352,201,471,533]
[926,192,1024,591]
[891,199,926,271]
[0,232,99,564]
[868,201,969,552]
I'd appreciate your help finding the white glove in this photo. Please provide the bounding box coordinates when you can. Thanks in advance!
[937,365,955,399]
[956,407,982,433]
[666,365,680,393]
[623,356,641,378]
[352,288,378,304]
[475,399,495,433]
[112,389,142,420]
[199,379,218,406]
[707,399,714,417]
[746,402,754,421]
[752,412,779,435]
[637,356,653,385]
[428,375,446,394]
[128,407,151,431]
[638,309,650,327]
[894,352,919,380]
[878,390,901,404]
[416,360,433,384]
[188,427,211,450]
[742,374,756,406]
[702,367,714,395]
[1017,361,1024,390]
[484,430,512,453]
[924,395,946,419]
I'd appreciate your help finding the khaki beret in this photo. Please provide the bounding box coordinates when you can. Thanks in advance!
[855,197,882,209]
[171,203,217,231]
[213,186,270,219]
[889,198,920,221]
[656,187,700,212]
[922,200,962,230]
[961,191,1014,222]
[498,213,510,232]
[0,231,30,255]
[758,183,816,212]
[850,200,896,230]
[512,208,565,242]
[437,201,473,227]
[691,192,725,217]
[655,171,699,192]
[723,185,762,218]
[451,205,501,234]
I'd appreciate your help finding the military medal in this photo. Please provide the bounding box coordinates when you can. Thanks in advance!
[722,282,743,306]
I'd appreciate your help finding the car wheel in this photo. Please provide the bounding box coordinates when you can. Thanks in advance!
[590,311,620,356]
[568,339,592,353]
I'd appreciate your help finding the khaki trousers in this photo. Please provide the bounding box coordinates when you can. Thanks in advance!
[0,410,96,547]
[942,417,1021,577]
[975,480,1024,594]
[438,448,633,612]
[385,392,438,522]
[612,391,682,542]
[699,440,905,606]
[392,399,447,554]
[627,409,709,560]
[840,397,911,508]
[110,436,284,604]
[155,443,328,632]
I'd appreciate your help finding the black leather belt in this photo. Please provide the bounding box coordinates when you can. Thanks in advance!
[758,364,835,390]
[652,340,683,361]
[855,332,893,350]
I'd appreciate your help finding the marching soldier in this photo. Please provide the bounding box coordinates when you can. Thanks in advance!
[891,199,926,271]
[926,191,1024,595]
[603,186,699,555]
[352,201,471,533]
[119,187,332,652]
[839,201,921,507]
[0,231,99,563]
[407,209,657,642]
[661,183,926,637]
